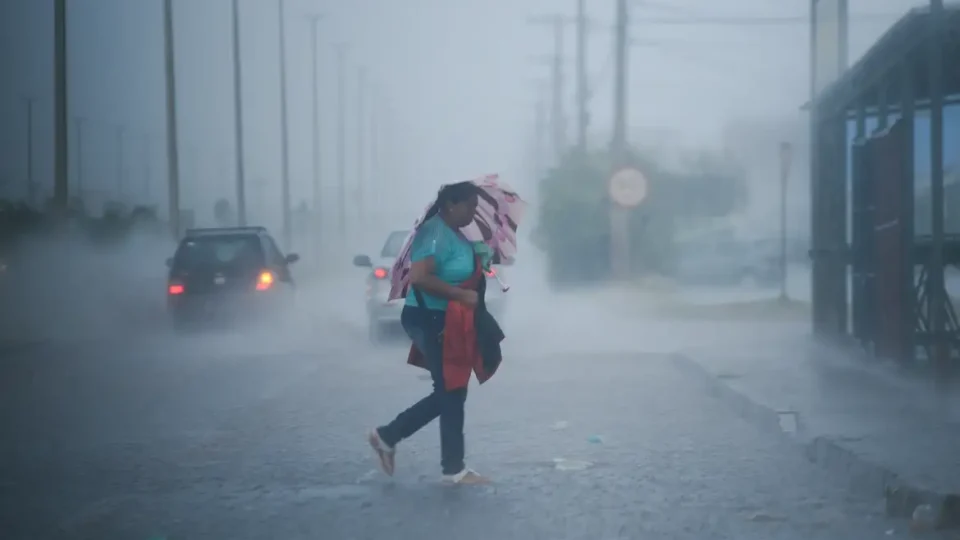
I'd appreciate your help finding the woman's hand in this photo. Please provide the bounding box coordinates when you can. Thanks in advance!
[455,289,478,308]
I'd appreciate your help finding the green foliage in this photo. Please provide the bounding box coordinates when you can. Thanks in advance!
[534,146,747,286]
[535,149,674,284]
[673,151,749,223]
[0,201,48,249]
[535,152,606,285]
[0,198,163,249]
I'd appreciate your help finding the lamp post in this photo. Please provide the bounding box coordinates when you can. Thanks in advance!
[779,141,793,302]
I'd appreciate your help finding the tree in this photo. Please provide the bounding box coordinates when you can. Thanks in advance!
[535,148,677,284]
[535,145,747,285]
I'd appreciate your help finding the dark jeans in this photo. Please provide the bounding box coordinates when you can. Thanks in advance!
[377,305,467,475]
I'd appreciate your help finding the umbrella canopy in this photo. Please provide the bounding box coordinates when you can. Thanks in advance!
[388,174,526,301]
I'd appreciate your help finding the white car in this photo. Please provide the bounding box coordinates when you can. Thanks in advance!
[675,238,779,287]
[353,230,507,343]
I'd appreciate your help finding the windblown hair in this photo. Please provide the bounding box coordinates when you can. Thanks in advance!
[422,181,479,222]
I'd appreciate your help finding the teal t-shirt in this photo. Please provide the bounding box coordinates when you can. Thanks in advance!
[404,215,476,311]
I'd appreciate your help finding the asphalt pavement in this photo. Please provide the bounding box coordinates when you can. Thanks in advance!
[0,260,944,539]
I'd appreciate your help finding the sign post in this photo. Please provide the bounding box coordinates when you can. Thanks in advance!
[608,167,649,279]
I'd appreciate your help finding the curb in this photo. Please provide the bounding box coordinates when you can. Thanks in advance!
[672,353,960,529]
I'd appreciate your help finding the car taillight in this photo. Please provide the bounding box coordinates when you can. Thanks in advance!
[373,267,388,279]
[168,283,184,295]
[256,271,274,290]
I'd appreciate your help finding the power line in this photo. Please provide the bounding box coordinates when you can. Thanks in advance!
[632,0,701,17]
[576,0,588,152]
[585,34,794,104]
[630,12,901,26]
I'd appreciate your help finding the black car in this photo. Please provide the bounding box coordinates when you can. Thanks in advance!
[165,226,299,330]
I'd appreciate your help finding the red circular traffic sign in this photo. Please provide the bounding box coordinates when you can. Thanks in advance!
[608,168,649,208]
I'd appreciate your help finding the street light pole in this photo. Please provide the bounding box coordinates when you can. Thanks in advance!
[22,97,36,205]
[333,43,349,244]
[231,0,248,226]
[609,0,630,279]
[53,0,69,215]
[277,0,292,248]
[142,134,152,202]
[356,66,366,225]
[307,14,324,244]
[116,125,125,202]
[369,84,379,218]
[779,141,793,302]
[75,116,85,201]
[162,0,182,238]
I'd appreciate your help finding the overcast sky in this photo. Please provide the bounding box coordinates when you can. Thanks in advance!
[0,0,928,232]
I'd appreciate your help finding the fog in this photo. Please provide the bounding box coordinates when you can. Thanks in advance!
[0,0,929,346]
[7,4,960,536]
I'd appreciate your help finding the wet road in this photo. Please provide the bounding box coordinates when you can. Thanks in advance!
[0,272,923,539]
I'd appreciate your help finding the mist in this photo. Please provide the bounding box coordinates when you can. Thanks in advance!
[2,1,958,538]
[0,0,940,372]
[0,0,933,366]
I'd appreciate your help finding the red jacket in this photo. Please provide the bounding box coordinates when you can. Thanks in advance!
[407,261,500,390]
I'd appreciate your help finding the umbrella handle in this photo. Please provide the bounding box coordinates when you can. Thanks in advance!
[491,271,510,293]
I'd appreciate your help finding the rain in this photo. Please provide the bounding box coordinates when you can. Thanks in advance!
[0,0,958,538]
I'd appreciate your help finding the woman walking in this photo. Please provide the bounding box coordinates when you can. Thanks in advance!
[367,181,490,485]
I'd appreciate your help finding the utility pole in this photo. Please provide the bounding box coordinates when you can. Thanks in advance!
[550,18,566,159]
[610,0,628,155]
[368,86,380,216]
[277,0,292,248]
[369,84,380,218]
[356,67,366,225]
[534,83,548,179]
[575,0,588,153]
[231,0,248,226]
[22,97,36,205]
[333,43,348,243]
[163,0,181,238]
[609,0,630,279]
[528,14,571,162]
[307,15,324,245]
[115,125,125,202]
[53,0,68,215]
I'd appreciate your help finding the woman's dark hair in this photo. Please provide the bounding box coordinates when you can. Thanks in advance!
[423,181,478,221]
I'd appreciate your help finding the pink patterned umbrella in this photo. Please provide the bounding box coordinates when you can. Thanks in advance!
[388,174,526,301]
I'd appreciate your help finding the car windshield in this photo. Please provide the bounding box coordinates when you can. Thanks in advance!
[174,235,263,270]
[380,230,410,258]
